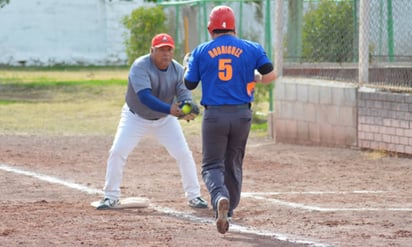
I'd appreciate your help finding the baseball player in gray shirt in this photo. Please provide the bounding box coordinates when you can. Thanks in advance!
[96,33,208,209]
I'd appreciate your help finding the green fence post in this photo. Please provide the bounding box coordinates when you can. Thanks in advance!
[238,0,243,38]
[379,0,383,58]
[353,0,359,62]
[286,0,303,62]
[265,0,273,111]
[387,0,394,62]
[202,0,208,42]
[175,5,180,53]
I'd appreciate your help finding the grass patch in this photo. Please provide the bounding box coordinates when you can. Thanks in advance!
[0,100,18,105]
[0,67,270,137]
[0,67,128,135]
[0,66,128,84]
[0,101,122,136]
[362,149,404,159]
[250,120,268,137]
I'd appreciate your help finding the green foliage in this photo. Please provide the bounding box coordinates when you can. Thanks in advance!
[302,0,355,63]
[251,120,267,131]
[253,82,270,114]
[0,0,10,8]
[122,6,167,65]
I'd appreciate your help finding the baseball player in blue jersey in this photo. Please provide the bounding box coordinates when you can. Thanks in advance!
[184,6,276,234]
[96,33,208,210]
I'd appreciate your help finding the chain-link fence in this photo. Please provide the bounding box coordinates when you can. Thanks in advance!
[160,0,411,92]
[160,1,272,62]
[367,0,412,90]
[282,0,412,91]
[160,0,275,112]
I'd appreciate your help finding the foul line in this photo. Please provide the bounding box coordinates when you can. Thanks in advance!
[244,191,387,195]
[0,163,330,247]
[0,163,103,195]
[242,192,412,212]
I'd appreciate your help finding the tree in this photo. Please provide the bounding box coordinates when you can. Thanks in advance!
[122,6,168,65]
[302,0,355,63]
[0,0,10,8]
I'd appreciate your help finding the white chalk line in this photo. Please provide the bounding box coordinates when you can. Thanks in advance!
[0,163,330,247]
[0,163,103,195]
[244,191,387,195]
[242,192,412,212]
[151,205,329,246]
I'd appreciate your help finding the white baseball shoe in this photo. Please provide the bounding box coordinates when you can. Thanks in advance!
[96,198,120,210]
[188,196,208,208]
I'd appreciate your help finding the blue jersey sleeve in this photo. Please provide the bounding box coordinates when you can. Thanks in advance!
[184,47,201,85]
[254,43,272,70]
[137,88,171,114]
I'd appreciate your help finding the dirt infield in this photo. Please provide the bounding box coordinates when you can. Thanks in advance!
[1,134,411,246]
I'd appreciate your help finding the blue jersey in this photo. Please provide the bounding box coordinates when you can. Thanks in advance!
[185,34,272,106]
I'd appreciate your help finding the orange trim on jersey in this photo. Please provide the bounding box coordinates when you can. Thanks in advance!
[247,82,256,96]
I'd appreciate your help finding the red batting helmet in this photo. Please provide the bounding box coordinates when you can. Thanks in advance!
[207,5,236,35]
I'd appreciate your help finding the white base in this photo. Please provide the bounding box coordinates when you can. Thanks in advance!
[91,197,150,209]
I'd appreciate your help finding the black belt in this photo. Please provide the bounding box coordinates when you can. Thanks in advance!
[204,103,250,109]
[129,108,160,120]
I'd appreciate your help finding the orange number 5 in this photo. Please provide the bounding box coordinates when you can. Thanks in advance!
[218,58,233,81]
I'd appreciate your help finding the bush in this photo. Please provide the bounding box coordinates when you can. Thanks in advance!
[302,0,355,63]
[0,0,11,8]
[122,6,168,65]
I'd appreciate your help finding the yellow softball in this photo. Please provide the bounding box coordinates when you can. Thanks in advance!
[181,104,192,114]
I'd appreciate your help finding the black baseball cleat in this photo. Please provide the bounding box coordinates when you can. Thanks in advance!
[216,197,229,234]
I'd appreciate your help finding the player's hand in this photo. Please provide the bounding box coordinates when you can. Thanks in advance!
[180,113,196,122]
[183,52,191,68]
[170,103,183,117]
[177,100,200,122]
[254,70,263,82]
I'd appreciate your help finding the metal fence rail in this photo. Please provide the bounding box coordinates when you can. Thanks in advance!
[162,0,411,92]
[280,0,412,91]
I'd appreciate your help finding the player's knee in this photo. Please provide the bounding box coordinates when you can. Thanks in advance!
[170,148,193,161]
[109,147,128,161]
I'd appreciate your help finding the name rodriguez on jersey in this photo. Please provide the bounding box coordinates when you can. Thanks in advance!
[208,45,243,58]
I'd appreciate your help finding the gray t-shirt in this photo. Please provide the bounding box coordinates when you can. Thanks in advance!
[125,54,192,120]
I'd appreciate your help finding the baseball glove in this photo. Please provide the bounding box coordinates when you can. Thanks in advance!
[178,100,200,122]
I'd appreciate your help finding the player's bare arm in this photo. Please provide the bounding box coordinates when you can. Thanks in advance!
[255,63,277,84]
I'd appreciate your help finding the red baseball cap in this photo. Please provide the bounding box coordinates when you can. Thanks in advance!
[151,33,175,48]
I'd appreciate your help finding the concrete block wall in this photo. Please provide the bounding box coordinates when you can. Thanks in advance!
[273,78,358,147]
[358,89,412,154]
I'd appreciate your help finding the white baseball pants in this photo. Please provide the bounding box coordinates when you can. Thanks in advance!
[103,103,201,201]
